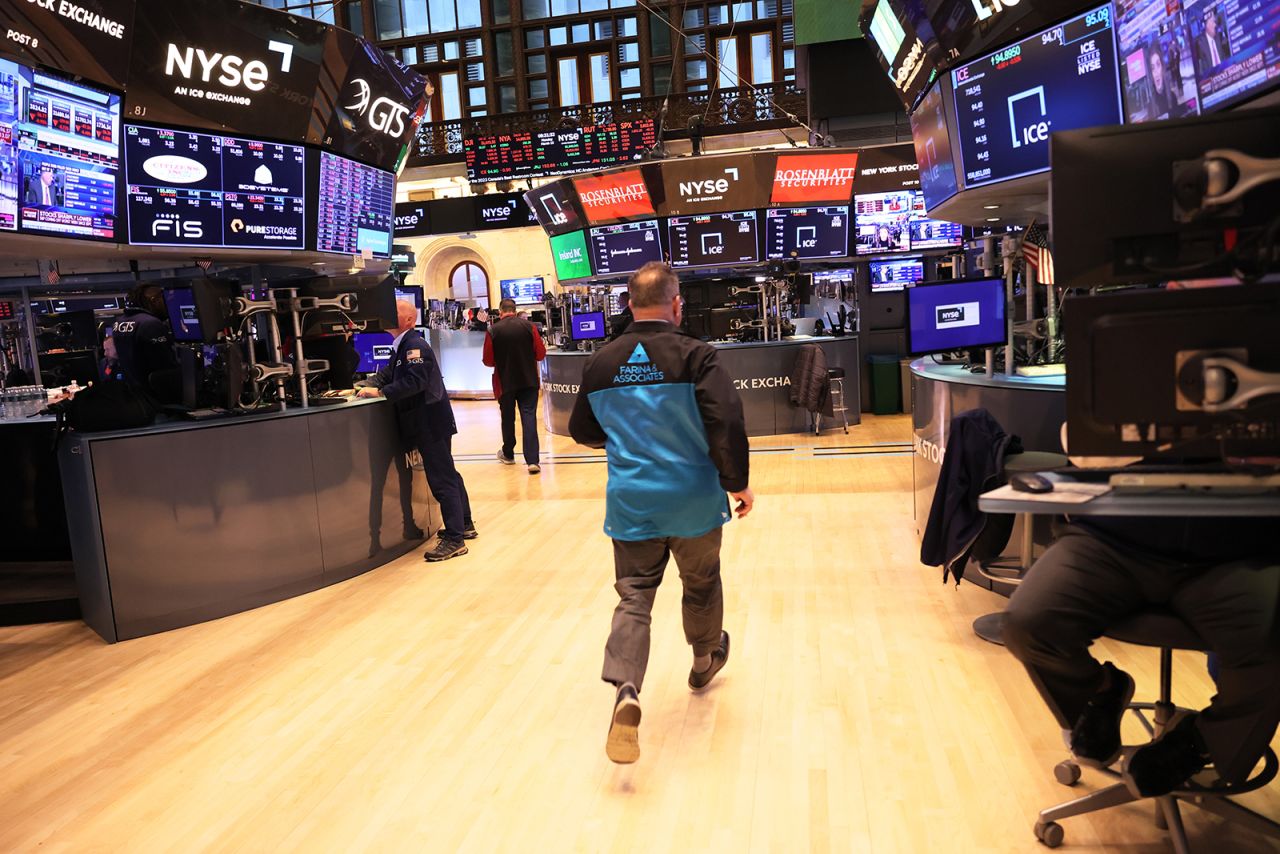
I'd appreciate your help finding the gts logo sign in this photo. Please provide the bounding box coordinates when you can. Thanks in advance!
[152,216,204,240]
[164,41,296,92]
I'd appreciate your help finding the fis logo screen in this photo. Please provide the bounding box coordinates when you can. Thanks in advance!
[907,278,1007,355]
[951,4,1123,188]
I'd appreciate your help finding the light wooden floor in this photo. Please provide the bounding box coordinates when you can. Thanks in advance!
[1,402,1277,853]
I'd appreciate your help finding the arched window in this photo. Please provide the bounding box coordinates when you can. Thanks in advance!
[449,261,489,305]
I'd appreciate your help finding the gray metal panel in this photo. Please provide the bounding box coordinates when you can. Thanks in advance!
[307,402,438,576]
[58,437,117,643]
[91,415,326,640]
[541,354,584,437]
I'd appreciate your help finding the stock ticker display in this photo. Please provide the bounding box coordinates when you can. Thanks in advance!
[317,152,395,258]
[125,124,306,250]
[668,211,760,269]
[764,206,850,260]
[951,4,1123,188]
[588,219,664,276]
[464,120,657,183]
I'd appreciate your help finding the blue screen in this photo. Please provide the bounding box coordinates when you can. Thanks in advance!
[163,288,203,342]
[870,258,924,291]
[907,279,1006,354]
[354,331,394,374]
[571,311,607,341]
[951,5,1123,188]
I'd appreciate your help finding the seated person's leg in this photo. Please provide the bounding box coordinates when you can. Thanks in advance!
[1127,558,1280,794]
[1004,528,1147,766]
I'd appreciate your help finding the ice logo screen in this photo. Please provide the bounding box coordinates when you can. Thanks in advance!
[936,302,981,329]
[1008,86,1049,149]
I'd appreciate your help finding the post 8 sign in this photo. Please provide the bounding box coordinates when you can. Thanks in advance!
[770,152,860,206]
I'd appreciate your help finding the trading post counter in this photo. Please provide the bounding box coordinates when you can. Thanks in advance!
[541,336,861,438]
[58,399,441,643]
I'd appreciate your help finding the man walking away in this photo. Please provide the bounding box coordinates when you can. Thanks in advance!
[569,261,753,764]
[609,290,633,339]
[484,298,547,474]
[358,300,477,562]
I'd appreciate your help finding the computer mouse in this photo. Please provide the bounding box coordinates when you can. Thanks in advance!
[1010,473,1054,494]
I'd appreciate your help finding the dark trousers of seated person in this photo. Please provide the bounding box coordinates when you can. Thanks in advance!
[1003,528,1280,785]
[500,386,540,465]
[418,435,472,542]
[602,528,723,691]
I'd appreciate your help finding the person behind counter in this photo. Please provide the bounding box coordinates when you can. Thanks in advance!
[357,300,477,562]
[112,284,180,403]
[609,291,633,340]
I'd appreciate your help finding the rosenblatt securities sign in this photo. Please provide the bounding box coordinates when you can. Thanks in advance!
[572,169,655,224]
[770,152,860,206]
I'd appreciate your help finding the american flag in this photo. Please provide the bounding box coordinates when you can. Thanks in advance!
[1021,221,1055,285]
[42,260,60,286]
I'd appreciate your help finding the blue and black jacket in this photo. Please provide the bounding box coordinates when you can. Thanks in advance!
[368,330,457,450]
[570,319,749,541]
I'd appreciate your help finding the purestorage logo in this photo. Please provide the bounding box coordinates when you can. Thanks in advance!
[935,302,980,329]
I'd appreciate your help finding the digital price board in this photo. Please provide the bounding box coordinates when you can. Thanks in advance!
[588,220,664,277]
[0,58,120,241]
[465,119,657,183]
[667,211,759,269]
[316,152,395,258]
[951,4,1122,188]
[124,124,306,250]
[764,206,850,260]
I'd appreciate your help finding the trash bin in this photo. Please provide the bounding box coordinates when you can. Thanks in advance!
[868,354,901,415]
[899,359,913,414]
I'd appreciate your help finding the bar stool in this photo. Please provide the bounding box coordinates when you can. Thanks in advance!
[814,368,849,434]
[1034,609,1280,851]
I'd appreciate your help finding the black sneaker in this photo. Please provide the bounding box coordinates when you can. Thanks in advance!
[1070,662,1135,768]
[462,522,479,540]
[689,631,731,691]
[606,683,642,764]
[1123,712,1211,797]
[403,525,426,541]
[496,448,516,465]
[424,539,468,562]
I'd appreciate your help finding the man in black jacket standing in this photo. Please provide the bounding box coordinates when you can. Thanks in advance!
[483,298,546,473]
[112,284,179,402]
[358,300,476,562]
[570,262,753,764]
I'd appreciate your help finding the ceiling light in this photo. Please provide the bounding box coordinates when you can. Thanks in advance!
[983,204,1000,210]
[986,217,1001,222]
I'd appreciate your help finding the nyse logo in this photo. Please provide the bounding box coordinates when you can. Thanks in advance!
[164,41,295,92]
[679,167,740,201]
[152,215,203,240]
[346,78,412,137]
[396,211,423,229]
[935,302,981,329]
[482,203,516,220]
[1008,86,1050,148]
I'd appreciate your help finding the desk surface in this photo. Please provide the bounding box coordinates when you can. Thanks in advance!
[910,359,1065,392]
[980,473,1280,517]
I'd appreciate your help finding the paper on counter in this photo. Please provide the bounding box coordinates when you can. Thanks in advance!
[981,482,1112,504]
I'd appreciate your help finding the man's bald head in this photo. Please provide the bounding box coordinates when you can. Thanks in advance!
[395,299,418,333]
[628,262,679,309]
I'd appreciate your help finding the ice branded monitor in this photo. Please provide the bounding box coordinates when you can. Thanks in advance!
[910,77,960,210]
[316,151,395,258]
[764,206,850,260]
[950,4,1123,189]
[588,220,664,277]
[906,278,1006,355]
[666,211,760,269]
[124,124,306,250]
[526,181,585,237]
[0,58,119,241]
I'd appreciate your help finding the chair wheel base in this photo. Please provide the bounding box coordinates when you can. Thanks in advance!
[1035,820,1064,848]
[973,612,1006,645]
[1054,761,1082,787]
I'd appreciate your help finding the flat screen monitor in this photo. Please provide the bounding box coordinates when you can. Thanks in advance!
[0,58,120,241]
[764,206,850,260]
[395,285,423,324]
[907,214,964,251]
[911,77,960,211]
[500,276,545,305]
[550,230,593,281]
[570,311,607,341]
[854,191,913,255]
[526,182,585,236]
[124,125,306,250]
[870,258,925,291]
[1116,0,1280,122]
[950,4,1124,189]
[316,151,395,258]
[667,211,759,268]
[588,219,664,276]
[906,278,1006,355]
[353,331,395,374]
[163,287,203,342]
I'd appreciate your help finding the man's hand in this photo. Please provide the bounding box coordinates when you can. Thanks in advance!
[356,387,382,399]
[730,488,754,519]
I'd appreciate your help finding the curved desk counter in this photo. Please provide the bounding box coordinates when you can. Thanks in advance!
[910,360,1067,546]
[541,336,862,438]
[58,399,440,642]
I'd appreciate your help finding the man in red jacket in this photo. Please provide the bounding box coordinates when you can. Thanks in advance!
[483,298,547,474]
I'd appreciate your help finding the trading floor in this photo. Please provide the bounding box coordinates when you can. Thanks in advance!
[1,403,1275,852]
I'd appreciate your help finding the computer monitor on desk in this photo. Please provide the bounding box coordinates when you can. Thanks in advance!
[905,278,1007,355]
[1065,284,1280,460]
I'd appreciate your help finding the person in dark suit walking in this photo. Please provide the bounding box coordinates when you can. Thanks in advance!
[358,300,476,562]
[483,298,547,473]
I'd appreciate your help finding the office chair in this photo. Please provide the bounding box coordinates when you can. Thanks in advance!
[1033,608,1280,852]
